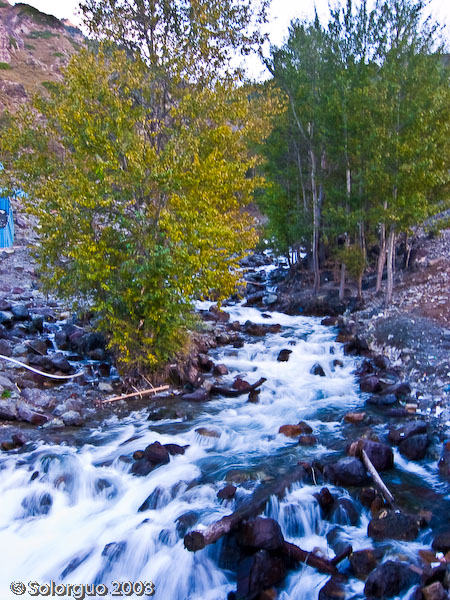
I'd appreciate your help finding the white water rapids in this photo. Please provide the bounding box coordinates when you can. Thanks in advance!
[0,302,436,599]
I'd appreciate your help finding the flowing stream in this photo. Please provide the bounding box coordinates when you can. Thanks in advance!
[0,301,446,599]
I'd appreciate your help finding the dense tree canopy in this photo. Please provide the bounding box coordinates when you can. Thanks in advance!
[261,0,450,303]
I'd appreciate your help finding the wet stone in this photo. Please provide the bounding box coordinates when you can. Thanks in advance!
[368,511,420,541]
[217,484,237,500]
[364,560,419,598]
[432,530,450,553]
[236,517,284,551]
[311,362,326,377]
[326,457,367,486]
[61,411,84,427]
[277,349,292,362]
[213,363,228,376]
[399,433,429,461]
[236,550,287,600]
[350,548,381,580]
[319,577,346,600]
[298,435,318,446]
[422,582,446,600]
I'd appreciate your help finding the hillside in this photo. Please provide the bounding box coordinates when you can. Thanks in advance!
[0,0,83,113]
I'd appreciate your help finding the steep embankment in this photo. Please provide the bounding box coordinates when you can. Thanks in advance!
[0,0,83,114]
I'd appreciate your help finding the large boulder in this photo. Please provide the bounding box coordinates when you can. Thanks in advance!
[359,439,394,471]
[399,434,429,461]
[325,457,367,486]
[236,517,284,551]
[368,511,420,541]
[364,560,419,598]
[389,420,427,444]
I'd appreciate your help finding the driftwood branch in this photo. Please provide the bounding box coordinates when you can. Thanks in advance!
[211,377,267,398]
[101,385,170,405]
[361,449,396,509]
[281,542,347,577]
[184,465,305,551]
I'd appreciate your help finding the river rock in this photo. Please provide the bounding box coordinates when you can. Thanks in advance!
[0,299,11,312]
[350,548,381,580]
[208,306,230,322]
[62,411,84,426]
[198,353,213,371]
[331,497,360,526]
[49,353,72,373]
[182,389,209,402]
[28,340,48,356]
[243,321,281,336]
[438,441,450,477]
[217,484,237,500]
[213,363,228,376]
[298,434,318,445]
[311,363,326,376]
[315,487,335,514]
[54,330,68,350]
[389,420,427,444]
[366,393,397,406]
[399,433,430,461]
[279,422,312,437]
[422,582,446,600]
[21,388,56,411]
[233,377,251,390]
[164,443,186,456]
[196,427,220,438]
[0,311,13,326]
[143,441,170,465]
[11,304,29,320]
[326,457,367,486]
[245,292,265,306]
[344,412,366,424]
[16,400,49,425]
[358,439,394,471]
[237,517,284,551]
[318,577,346,600]
[0,374,14,389]
[277,349,292,362]
[432,530,450,553]
[0,398,17,420]
[236,550,287,600]
[360,376,382,393]
[364,560,419,598]
[368,511,420,541]
[0,338,12,356]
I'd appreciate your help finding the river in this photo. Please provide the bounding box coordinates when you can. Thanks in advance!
[0,299,446,599]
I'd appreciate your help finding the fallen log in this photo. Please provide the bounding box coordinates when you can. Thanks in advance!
[101,385,170,405]
[361,449,397,510]
[211,377,267,398]
[184,464,306,551]
[281,542,347,577]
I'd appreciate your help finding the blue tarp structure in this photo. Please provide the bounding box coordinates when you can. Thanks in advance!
[0,196,14,248]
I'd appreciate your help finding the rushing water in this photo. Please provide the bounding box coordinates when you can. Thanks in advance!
[0,301,443,599]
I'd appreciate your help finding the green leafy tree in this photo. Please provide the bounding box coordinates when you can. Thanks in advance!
[1,2,274,370]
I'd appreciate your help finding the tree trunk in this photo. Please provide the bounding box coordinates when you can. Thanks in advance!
[385,226,396,306]
[376,222,386,293]
[339,263,346,302]
[310,148,321,294]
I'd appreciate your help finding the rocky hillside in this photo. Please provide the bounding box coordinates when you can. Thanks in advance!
[0,1,83,113]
